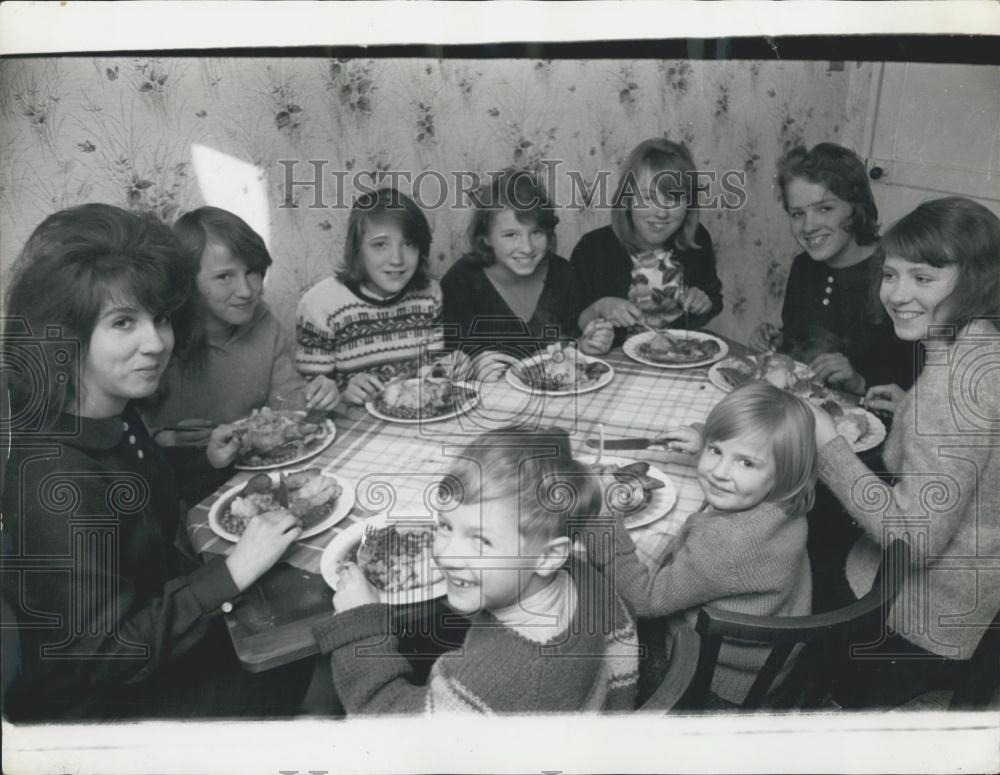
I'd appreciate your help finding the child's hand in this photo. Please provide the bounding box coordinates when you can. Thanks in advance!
[153,418,214,448]
[681,287,713,316]
[750,322,783,353]
[809,352,865,395]
[579,318,613,355]
[864,383,906,415]
[206,424,240,469]
[305,375,341,411]
[596,297,643,328]
[332,562,380,613]
[224,510,303,592]
[344,373,384,405]
[656,425,702,454]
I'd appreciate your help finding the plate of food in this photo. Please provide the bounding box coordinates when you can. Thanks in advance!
[707,354,887,452]
[707,354,816,394]
[623,329,728,369]
[366,366,479,424]
[208,467,355,542]
[506,342,614,396]
[320,514,446,605]
[817,401,887,454]
[230,407,336,471]
[577,453,678,530]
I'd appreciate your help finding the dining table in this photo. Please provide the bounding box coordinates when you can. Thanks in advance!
[185,336,746,673]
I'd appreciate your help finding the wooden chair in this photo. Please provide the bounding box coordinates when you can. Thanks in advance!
[639,626,701,711]
[683,538,910,711]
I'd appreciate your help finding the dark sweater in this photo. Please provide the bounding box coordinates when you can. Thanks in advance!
[1,404,239,721]
[779,249,916,390]
[570,224,724,347]
[441,254,583,357]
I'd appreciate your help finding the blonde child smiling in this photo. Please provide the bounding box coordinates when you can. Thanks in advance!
[593,382,816,707]
[316,428,640,713]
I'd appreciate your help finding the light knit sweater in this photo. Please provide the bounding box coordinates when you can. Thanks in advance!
[145,302,306,428]
[818,319,1000,660]
[594,502,811,705]
[295,276,443,388]
[314,560,640,714]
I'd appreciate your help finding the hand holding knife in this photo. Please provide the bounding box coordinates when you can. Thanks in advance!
[586,424,701,454]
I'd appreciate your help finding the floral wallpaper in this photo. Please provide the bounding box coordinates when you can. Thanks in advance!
[0,56,874,342]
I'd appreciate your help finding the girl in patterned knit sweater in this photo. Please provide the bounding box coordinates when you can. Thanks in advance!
[315,428,641,714]
[594,382,817,706]
[296,188,449,406]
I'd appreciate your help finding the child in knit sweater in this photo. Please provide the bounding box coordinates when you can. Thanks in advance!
[809,197,1000,707]
[315,428,641,714]
[296,188,448,405]
[145,206,340,503]
[594,382,817,706]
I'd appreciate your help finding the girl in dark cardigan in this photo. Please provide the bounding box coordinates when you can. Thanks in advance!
[573,138,724,348]
[750,143,914,394]
[442,169,612,376]
[1,204,310,721]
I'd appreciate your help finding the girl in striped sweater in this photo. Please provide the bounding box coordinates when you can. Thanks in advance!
[296,188,447,405]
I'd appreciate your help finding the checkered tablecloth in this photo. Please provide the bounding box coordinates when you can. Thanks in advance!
[186,348,730,577]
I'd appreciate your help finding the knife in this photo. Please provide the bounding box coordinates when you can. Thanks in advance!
[819,386,866,407]
[585,437,666,451]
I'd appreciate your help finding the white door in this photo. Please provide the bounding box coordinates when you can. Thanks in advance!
[862,62,1000,229]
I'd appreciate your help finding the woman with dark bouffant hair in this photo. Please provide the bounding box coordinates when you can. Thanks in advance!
[750,142,913,394]
[2,204,312,721]
[809,197,1000,708]
[441,168,611,376]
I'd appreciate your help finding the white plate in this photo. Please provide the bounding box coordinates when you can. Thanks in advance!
[706,355,814,393]
[366,381,479,424]
[505,353,614,396]
[831,406,887,454]
[208,469,356,543]
[320,514,447,605]
[705,359,887,453]
[234,418,337,471]
[623,330,729,370]
[577,453,678,530]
